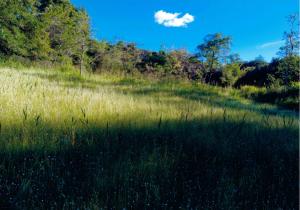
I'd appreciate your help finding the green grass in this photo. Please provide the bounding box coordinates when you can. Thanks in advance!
[0,67,298,209]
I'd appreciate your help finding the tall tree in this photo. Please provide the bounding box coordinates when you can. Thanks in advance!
[278,14,299,57]
[42,2,90,67]
[0,0,50,59]
[275,54,300,85]
[196,33,231,82]
[73,9,90,74]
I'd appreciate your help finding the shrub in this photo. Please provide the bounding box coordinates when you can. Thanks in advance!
[275,55,300,85]
[220,63,242,87]
[240,86,267,98]
[241,85,299,111]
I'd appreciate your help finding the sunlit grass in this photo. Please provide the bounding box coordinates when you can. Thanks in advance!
[0,67,298,209]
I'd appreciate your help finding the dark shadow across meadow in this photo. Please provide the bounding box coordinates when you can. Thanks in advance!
[0,116,298,209]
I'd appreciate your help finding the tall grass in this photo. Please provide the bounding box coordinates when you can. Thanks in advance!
[0,67,298,209]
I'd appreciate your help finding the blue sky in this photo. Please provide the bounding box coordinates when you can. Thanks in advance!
[71,0,298,61]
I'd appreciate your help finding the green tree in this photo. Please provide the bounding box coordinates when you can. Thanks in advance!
[196,33,231,82]
[165,49,189,75]
[72,9,90,74]
[36,0,69,12]
[227,53,241,64]
[275,55,300,85]
[86,40,110,72]
[220,63,242,87]
[42,2,90,67]
[0,0,50,59]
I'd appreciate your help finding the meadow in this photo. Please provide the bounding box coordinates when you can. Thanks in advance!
[0,67,298,209]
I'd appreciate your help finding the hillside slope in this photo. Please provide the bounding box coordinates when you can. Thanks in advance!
[0,67,298,209]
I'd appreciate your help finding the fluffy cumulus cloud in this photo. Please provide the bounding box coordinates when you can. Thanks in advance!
[154,10,194,27]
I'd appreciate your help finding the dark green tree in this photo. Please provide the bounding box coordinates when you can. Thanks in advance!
[275,55,300,85]
[0,0,50,59]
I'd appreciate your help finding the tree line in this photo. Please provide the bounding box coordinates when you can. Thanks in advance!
[0,0,299,88]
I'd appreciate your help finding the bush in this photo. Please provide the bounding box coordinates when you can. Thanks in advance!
[241,85,299,111]
[240,86,267,98]
[220,63,242,87]
[275,55,300,85]
[236,56,300,88]
[290,82,300,89]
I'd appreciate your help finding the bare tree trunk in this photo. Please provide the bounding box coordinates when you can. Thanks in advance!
[80,43,84,75]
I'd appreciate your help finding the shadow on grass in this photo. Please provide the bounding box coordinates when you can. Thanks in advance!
[0,116,298,209]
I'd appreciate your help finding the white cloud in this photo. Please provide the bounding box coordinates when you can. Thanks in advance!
[154,10,194,27]
[257,40,284,49]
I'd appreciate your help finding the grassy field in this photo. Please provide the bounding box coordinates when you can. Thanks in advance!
[0,67,298,209]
